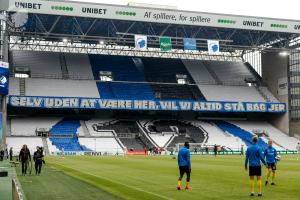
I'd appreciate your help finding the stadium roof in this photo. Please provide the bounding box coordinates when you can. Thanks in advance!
[1,0,300,57]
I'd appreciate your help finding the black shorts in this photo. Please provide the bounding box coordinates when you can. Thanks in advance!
[267,163,277,171]
[249,166,261,176]
[179,166,191,175]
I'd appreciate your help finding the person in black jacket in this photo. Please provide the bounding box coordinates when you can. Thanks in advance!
[9,147,13,161]
[33,147,44,175]
[0,148,4,161]
[214,144,218,157]
[19,145,31,176]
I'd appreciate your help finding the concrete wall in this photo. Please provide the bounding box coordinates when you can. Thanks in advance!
[261,52,290,135]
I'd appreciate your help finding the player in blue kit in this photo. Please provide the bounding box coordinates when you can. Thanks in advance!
[177,142,191,190]
[245,136,266,197]
[264,140,278,186]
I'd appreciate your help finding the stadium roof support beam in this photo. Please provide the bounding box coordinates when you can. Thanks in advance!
[47,16,61,35]
[160,24,171,36]
[9,39,242,62]
[85,19,97,36]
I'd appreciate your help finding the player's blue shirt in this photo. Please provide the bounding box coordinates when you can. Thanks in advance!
[264,147,277,164]
[245,144,266,167]
[178,146,191,167]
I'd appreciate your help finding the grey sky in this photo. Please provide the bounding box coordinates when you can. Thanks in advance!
[69,0,300,20]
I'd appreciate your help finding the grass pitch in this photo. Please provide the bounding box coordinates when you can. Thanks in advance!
[18,155,300,200]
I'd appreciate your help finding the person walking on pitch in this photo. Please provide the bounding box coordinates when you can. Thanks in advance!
[245,136,267,197]
[264,140,278,186]
[177,142,192,190]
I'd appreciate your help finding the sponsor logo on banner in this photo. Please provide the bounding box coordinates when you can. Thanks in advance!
[243,20,264,27]
[135,35,147,50]
[183,38,197,50]
[82,7,107,15]
[160,37,172,51]
[14,2,42,9]
[207,40,220,54]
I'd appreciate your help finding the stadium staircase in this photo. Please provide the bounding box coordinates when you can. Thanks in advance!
[49,119,90,151]
[19,78,26,96]
[255,86,271,102]
[244,62,262,82]
[215,121,268,149]
[80,120,91,137]
[59,53,69,79]
[89,54,154,99]
[42,137,50,155]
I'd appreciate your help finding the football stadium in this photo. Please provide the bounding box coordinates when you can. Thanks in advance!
[0,0,300,199]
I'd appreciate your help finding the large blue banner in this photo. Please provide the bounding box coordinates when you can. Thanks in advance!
[0,61,9,95]
[8,96,286,113]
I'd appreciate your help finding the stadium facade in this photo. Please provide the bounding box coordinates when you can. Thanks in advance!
[0,0,300,155]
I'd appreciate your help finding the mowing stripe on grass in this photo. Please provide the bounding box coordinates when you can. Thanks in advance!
[50,161,173,200]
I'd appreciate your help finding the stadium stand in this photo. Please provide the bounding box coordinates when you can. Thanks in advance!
[198,85,266,102]
[97,82,154,99]
[64,53,94,79]
[182,60,216,84]
[78,138,123,153]
[11,50,62,78]
[11,117,61,136]
[89,54,155,99]
[46,138,60,154]
[142,57,206,100]
[8,78,20,95]
[228,121,300,150]
[25,78,100,97]
[6,137,43,155]
[49,119,89,151]
[215,121,268,149]
[193,121,244,149]
[142,120,206,149]
[205,61,255,84]
[258,87,279,102]
[90,119,153,150]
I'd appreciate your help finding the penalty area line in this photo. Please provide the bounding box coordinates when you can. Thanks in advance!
[50,161,174,200]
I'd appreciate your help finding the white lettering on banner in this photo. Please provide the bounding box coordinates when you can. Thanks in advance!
[246,103,266,112]
[179,102,192,110]
[268,104,285,112]
[134,100,156,110]
[10,97,20,106]
[45,98,53,107]
[193,102,222,111]
[224,103,245,111]
[98,99,133,109]
[159,101,178,110]
[8,96,287,113]
[80,99,96,108]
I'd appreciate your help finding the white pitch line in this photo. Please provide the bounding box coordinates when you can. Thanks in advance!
[50,161,174,200]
